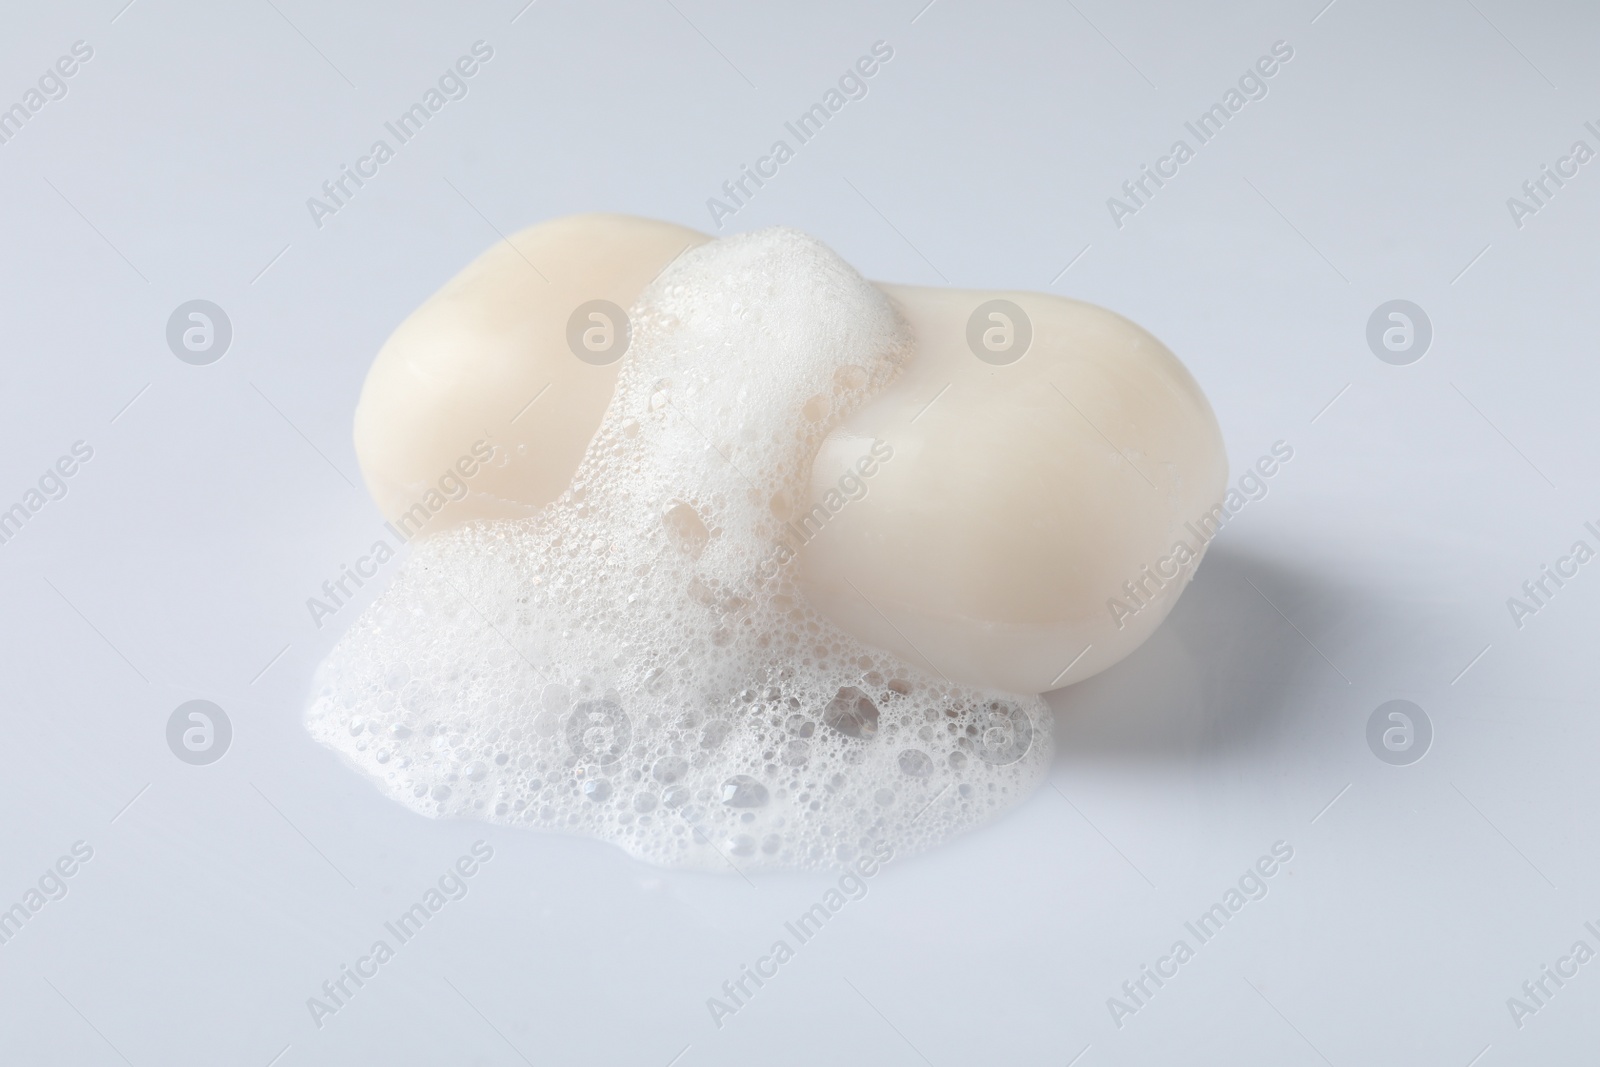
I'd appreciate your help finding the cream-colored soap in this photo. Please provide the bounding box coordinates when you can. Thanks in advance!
[354,213,709,534]
[798,285,1227,694]
[349,216,1226,694]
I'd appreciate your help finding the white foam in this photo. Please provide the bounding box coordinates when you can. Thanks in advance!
[306,228,1051,870]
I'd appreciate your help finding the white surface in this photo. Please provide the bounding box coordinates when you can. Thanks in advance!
[1,1,1596,1064]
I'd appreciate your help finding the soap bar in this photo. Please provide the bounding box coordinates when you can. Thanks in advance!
[350,214,1226,694]
[353,214,709,534]
[800,284,1227,693]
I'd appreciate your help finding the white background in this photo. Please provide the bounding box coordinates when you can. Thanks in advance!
[1,0,1597,1064]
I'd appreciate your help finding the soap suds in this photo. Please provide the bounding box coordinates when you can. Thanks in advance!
[306,228,1052,870]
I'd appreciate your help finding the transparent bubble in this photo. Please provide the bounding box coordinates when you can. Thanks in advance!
[662,501,710,559]
[822,687,879,739]
[566,698,631,765]
[897,750,933,778]
[963,702,1033,766]
[652,755,689,784]
[720,775,769,808]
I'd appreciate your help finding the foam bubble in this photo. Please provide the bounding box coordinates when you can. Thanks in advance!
[306,228,1051,870]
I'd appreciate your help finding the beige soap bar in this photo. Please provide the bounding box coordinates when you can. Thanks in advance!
[350,214,1226,694]
[354,214,709,532]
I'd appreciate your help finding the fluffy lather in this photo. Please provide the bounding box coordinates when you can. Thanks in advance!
[306,228,1050,870]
